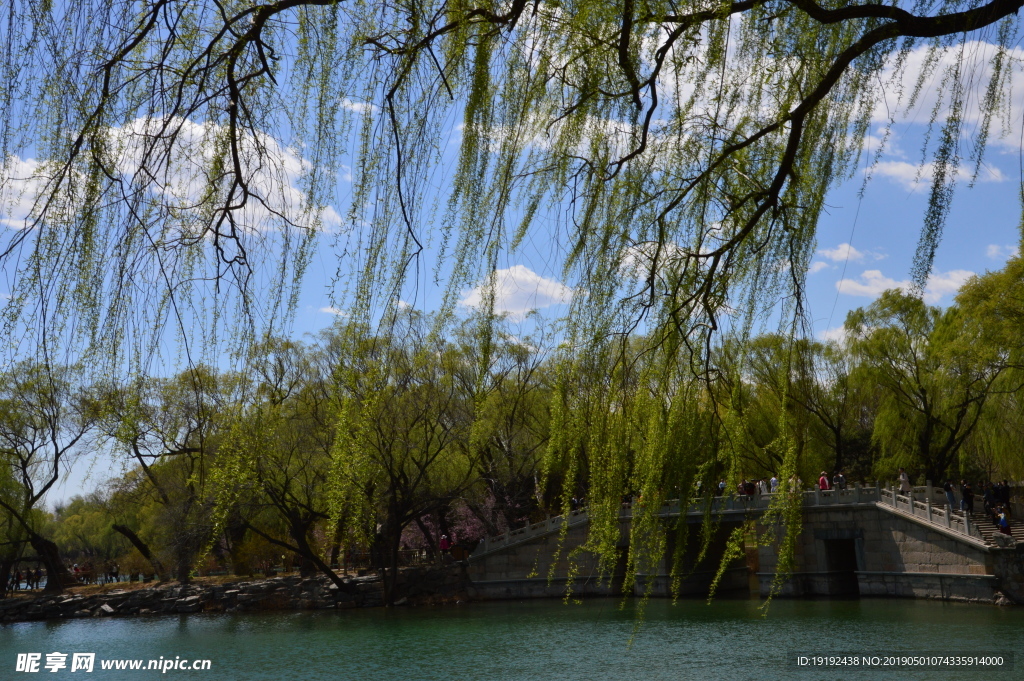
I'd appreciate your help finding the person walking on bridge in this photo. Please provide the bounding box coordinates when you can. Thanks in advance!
[943,480,957,511]
[960,481,974,514]
[818,472,831,491]
[898,468,912,500]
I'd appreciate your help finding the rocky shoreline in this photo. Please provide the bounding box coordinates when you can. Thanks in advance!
[0,565,470,624]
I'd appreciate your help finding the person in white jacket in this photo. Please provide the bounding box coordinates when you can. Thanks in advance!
[898,468,912,500]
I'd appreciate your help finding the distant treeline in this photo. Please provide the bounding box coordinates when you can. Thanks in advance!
[2,257,1022,599]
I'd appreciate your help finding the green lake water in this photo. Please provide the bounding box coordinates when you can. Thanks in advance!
[0,598,1020,680]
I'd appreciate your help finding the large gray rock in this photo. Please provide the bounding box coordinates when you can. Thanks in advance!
[175,595,204,613]
[993,534,1018,549]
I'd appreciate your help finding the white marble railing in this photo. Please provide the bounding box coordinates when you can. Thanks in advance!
[473,510,588,556]
[876,486,985,542]
[471,482,922,557]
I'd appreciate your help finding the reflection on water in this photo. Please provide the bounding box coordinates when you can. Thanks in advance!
[0,598,1020,680]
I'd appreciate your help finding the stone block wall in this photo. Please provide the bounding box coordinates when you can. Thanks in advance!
[467,517,748,600]
[757,505,999,602]
[469,503,1021,605]
[466,522,623,599]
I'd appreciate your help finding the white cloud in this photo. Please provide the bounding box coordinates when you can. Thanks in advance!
[817,242,886,264]
[986,243,1020,260]
[460,265,572,320]
[504,333,540,353]
[835,269,975,304]
[618,241,687,278]
[120,117,343,232]
[0,155,48,229]
[808,261,831,275]
[857,130,906,160]
[836,270,904,299]
[319,306,348,316]
[340,98,378,114]
[817,326,849,344]
[850,41,1024,190]
[818,243,866,262]
[925,270,976,301]
[1,117,343,234]
[871,42,1024,149]
[873,160,1005,191]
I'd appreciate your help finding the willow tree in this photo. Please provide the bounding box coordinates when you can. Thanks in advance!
[235,337,338,579]
[96,367,233,583]
[3,0,1022,596]
[846,289,1014,482]
[329,312,480,603]
[0,362,96,592]
[949,256,1024,478]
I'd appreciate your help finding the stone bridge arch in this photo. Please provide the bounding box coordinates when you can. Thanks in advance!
[465,485,1024,604]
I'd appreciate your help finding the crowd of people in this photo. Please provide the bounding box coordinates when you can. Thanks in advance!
[7,567,44,592]
[717,471,1017,532]
[942,479,1015,535]
[6,560,126,593]
[70,561,122,585]
[722,472,850,497]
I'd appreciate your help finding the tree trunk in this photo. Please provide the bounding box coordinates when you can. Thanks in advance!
[463,501,501,538]
[176,547,192,584]
[30,534,76,593]
[287,518,318,578]
[414,516,438,563]
[380,540,396,605]
[223,514,250,576]
[112,524,168,581]
[435,507,452,543]
[0,555,14,599]
[243,522,356,594]
[379,517,403,605]
[329,542,340,569]
[329,518,344,569]
[301,538,355,592]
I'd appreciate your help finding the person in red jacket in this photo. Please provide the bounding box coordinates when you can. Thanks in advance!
[818,472,830,491]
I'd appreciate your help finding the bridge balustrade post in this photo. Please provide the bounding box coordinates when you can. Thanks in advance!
[926,497,932,523]
[964,513,971,538]
[815,487,821,506]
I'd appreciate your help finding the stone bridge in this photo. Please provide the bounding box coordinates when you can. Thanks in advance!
[466,484,1024,605]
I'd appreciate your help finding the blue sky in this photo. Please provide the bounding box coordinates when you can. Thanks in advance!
[276,41,1024,350]
[806,137,1021,341]
[284,134,1023,353]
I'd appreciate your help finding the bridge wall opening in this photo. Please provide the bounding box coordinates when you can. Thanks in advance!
[822,538,860,596]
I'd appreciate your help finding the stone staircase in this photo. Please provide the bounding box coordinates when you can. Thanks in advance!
[968,510,1024,545]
